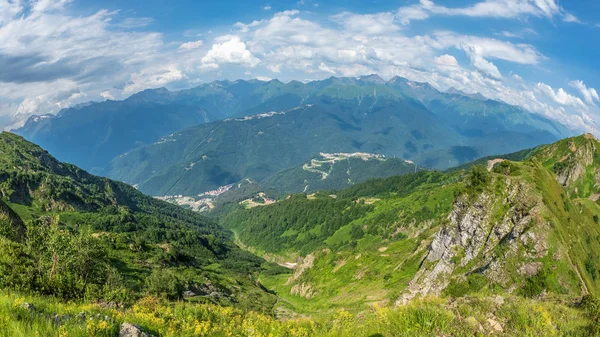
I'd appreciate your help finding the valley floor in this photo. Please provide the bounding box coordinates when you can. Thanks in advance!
[0,290,598,336]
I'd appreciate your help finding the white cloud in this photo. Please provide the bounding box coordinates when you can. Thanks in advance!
[201,36,260,68]
[397,4,430,25]
[467,49,503,79]
[100,91,114,100]
[535,83,587,110]
[116,17,154,29]
[330,12,400,35]
[124,64,184,94]
[562,13,580,23]
[399,0,577,23]
[569,80,599,105]
[179,40,203,50]
[434,54,458,67]
[497,28,537,39]
[433,32,542,65]
[0,0,23,25]
[263,5,271,10]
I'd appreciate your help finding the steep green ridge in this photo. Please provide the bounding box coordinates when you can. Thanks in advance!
[0,132,279,311]
[220,134,600,313]
[105,75,570,196]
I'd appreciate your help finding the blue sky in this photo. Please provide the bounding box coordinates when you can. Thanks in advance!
[0,0,598,133]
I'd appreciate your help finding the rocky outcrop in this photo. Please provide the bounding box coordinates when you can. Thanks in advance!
[119,323,154,337]
[555,138,596,187]
[399,177,545,304]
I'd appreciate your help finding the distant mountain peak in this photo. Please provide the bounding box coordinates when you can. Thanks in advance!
[356,74,386,84]
[445,87,487,101]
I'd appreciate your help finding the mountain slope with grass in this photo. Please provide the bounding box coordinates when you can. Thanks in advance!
[0,131,280,312]
[261,152,419,194]
[1,133,600,336]
[219,134,600,314]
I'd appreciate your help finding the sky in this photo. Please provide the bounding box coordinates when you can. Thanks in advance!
[0,0,599,133]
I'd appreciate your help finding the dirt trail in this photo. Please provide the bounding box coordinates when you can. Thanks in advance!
[565,252,589,296]
[487,158,505,172]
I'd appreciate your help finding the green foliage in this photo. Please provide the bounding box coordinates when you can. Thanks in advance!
[520,270,549,298]
[0,291,593,337]
[145,270,184,300]
[443,274,488,297]
[466,165,490,192]
[0,133,277,311]
[350,225,364,241]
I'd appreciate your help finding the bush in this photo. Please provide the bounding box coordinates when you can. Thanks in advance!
[520,270,548,298]
[145,270,184,300]
[466,166,490,192]
[443,273,487,297]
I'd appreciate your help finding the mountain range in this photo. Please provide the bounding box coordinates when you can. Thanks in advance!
[15,75,572,197]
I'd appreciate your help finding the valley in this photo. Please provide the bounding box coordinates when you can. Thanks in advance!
[2,1,599,335]
[0,131,599,336]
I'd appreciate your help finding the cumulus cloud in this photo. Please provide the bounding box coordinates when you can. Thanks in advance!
[179,40,203,50]
[201,36,260,68]
[434,54,459,67]
[535,83,587,110]
[330,12,401,35]
[569,80,599,105]
[124,65,184,94]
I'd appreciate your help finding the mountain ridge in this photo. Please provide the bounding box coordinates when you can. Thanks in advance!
[15,75,572,175]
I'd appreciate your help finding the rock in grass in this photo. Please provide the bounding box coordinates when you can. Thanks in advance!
[119,323,154,337]
[20,302,34,310]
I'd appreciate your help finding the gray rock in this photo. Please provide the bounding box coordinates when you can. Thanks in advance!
[20,302,34,310]
[120,323,154,337]
[183,290,196,298]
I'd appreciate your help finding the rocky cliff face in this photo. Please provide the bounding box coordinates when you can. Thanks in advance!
[399,177,550,304]
[554,136,596,188]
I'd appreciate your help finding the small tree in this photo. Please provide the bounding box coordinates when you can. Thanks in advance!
[467,165,490,192]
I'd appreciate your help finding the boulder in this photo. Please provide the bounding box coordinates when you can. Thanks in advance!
[119,323,154,337]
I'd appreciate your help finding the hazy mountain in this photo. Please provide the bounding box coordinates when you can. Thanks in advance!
[13,79,314,173]
[15,76,571,178]
[103,76,571,196]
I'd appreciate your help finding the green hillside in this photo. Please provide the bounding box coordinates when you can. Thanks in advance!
[220,134,600,314]
[1,133,600,336]
[0,132,279,312]
[262,152,419,194]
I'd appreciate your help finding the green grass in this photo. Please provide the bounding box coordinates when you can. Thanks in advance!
[0,290,596,337]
